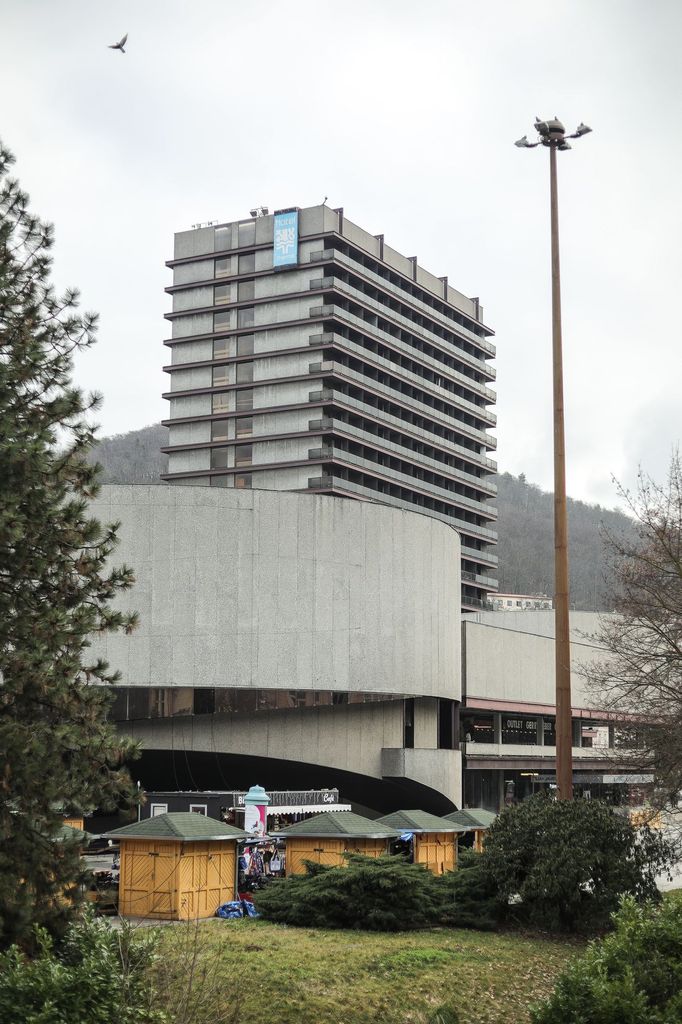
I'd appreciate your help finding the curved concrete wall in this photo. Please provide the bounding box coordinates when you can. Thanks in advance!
[91,486,461,700]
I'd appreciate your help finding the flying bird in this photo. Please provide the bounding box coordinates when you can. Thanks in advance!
[108,33,128,53]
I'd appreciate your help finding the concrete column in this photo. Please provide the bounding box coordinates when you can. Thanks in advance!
[494,713,502,745]
[537,717,544,746]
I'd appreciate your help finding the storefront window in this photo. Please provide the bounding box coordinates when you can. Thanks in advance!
[501,715,538,745]
[462,714,494,744]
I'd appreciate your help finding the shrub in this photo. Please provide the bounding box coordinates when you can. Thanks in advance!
[481,793,674,932]
[254,854,443,930]
[531,895,682,1023]
[435,853,499,931]
[0,910,165,1024]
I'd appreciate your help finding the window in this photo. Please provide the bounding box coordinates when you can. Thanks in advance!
[212,393,229,413]
[404,698,415,748]
[150,688,167,718]
[238,279,255,301]
[214,311,231,331]
[236,334,254,356]
[214,226,231,251]
[235,417,253,437]
[238,306,254,328]
[214,284,232,305]
[236,361,253,384]
[237,221,255,247]
[235,389,253,411]
[235,473,252,489]
[238,252,255,274]
[211,448,229,469]
[210,475,229,487]
[189,804,208,815]
[502,715,537,745]
[235,444,252,467]
[212,365,229,387]
[211,420,229,442]
[462,715,494,744]
[213,338,230,359]
[215,257,232,278]
[438,698,456,750]
[150,803,168,817]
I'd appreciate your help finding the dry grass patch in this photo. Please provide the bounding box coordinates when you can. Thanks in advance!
[155,920,582,1024]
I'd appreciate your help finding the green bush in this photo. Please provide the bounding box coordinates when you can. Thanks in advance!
[254,854,443,931]
[531,895,682,1023]
[0,910,165,1024]
[481,793,674,932]
[435,853,499,931]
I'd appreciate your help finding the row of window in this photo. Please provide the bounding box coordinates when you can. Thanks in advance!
[212,360,253,387]
[109,686,402,721]
[210,473,252,489]
[213,334,254,359]
[210,444,252,469]
[212,389,254,413]
[215,251,256,277]
[215,307,255,331]
[214,221,257,253]
[460,713,615,748]
[214,279,255,304]
[211,417,253,441]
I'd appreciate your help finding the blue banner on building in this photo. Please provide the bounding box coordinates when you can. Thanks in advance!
[273,210,299,267]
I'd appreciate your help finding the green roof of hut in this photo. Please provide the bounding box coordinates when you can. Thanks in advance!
[376,809,468,833]
[278,811,397,839]
[443,808,497,830]
[106,812,246,843]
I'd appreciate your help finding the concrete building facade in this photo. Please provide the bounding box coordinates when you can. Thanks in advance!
[162,205,497,610]
[460,610,646,810]
[90,486,463,813]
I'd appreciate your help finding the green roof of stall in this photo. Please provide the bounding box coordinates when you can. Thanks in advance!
[105,812,247,842]
[376,810,468,833]
[278,811,398,839]
[443,808,497,829]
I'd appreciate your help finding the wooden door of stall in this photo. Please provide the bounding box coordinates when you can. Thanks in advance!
[177,841,236,920]
[119,840,179,918]
[413,832,457,875]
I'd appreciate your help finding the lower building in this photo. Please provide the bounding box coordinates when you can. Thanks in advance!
[460,610,650,810]
[88,487,646,817]
[90,485,463,813]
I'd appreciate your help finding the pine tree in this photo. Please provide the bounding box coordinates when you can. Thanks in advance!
[0,141,139,949]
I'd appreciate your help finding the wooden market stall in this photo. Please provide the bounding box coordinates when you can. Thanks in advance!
[377,810,465,874]
[442,808,497,853]
[106,812,246,920]
[279,811,397,876]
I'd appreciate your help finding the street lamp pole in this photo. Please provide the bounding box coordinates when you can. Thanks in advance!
[515,117,592,800]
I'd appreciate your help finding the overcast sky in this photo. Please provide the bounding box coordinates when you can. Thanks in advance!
[2,0,680,507]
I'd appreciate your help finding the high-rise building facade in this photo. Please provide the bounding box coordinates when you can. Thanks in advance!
[162,205,497,608]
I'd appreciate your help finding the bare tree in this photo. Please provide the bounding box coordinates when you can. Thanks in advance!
[590,453,682,809]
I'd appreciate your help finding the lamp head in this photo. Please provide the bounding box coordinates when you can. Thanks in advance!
[574,123,592,136]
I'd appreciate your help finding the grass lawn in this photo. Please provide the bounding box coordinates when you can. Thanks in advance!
[155,919,583,1024]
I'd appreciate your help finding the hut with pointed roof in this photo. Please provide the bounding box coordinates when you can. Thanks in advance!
[442,808,497,852]
[279,811,397,876]
[377,810,465,874]
[106,812,246,920]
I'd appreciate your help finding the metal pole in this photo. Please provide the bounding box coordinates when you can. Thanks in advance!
[549,142,573,800]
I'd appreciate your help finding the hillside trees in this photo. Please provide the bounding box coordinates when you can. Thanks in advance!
[0,141,138,948]
[590,455,682,808]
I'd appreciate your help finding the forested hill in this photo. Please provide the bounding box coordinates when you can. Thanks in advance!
[495,472,633,611]
[90,425,633,611]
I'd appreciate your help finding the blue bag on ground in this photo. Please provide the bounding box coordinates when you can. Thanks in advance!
[216,901,243,919]
[241,899,260,918]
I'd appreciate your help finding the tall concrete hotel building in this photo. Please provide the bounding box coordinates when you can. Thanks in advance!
[161,205,498,609]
